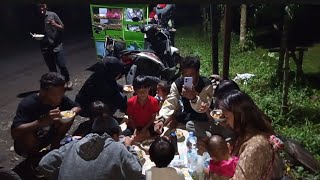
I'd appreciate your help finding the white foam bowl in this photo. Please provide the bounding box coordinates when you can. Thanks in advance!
[210,109,226,122]
[123,85,134,93]
[33,34,45,40]
[60,110,75,123]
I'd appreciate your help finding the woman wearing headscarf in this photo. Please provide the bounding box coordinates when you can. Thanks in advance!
[75,56,128,118]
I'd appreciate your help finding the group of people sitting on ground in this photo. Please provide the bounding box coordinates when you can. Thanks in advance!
[11,55,285,179]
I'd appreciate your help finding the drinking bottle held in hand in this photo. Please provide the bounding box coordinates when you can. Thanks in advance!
[170,131,179,155]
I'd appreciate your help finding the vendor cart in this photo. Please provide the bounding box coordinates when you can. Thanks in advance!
[90,4,149,59]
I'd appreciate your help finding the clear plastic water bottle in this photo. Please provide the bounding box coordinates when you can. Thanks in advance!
[186,132,198,177]
[195,153,208,180]
[186,132,197,150]
[202,152,211,169]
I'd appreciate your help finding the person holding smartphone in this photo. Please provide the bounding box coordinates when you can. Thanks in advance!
[154,56,213,139]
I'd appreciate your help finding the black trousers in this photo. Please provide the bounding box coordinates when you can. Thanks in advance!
[42,49,70,82]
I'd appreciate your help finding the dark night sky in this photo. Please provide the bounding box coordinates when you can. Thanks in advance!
[0,3,201,44]
[0,3,92,43]
[0,3,203,58]
[1,3,320,50]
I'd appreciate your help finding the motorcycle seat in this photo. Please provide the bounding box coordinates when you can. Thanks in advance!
[120,49,156,55]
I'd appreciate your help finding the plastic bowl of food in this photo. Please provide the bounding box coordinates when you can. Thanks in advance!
[176,129,185,142]
[60,110,75,123]
[123,85,134,93]
[32,34,45,40]
[210,109,226,122]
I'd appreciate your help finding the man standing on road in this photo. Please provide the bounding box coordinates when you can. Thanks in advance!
[37,1,73,89]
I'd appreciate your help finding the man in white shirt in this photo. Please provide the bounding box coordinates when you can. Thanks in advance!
[154,56,213,138]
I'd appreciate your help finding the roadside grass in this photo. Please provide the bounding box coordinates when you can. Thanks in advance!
[175,25,320,178]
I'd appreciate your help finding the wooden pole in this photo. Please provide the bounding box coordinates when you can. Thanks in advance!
[277,8,289,82]
[211,4,219,75]
[202,6,208,33]
[282,50,290,114]
[281,13,290,115]
[297,51,304,82]
[222,5,232,80]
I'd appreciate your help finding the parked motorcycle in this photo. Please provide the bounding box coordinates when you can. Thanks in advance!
[92,23,181,85]
[141,24,179,69]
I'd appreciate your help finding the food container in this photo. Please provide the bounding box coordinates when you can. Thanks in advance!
[60,110,75,123]
[123,85,134,98]
[210,109,226,122]
[170,131,179,154]
[32,34,45,40]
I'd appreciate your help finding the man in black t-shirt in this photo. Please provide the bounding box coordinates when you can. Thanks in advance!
[11,72,81,157]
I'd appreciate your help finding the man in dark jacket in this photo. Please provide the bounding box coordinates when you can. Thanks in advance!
[75,56,128,118]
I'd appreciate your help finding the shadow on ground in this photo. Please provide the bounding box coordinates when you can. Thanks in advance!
[16,91,40,98]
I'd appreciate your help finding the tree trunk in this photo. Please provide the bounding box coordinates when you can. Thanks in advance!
[211,4,219,75]
[202,7,208,33]
[281,13,290,115]
[282,50,290,115]
[278,10,289,81]
[222,5,232,80]
[220,6,225,35]
[239,4,247,48]
[297,51,304,82]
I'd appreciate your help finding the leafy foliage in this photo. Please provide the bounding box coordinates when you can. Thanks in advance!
[239,29,256,52]
[175,25,320,178]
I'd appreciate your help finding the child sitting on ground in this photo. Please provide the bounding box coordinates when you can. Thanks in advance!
[146,137,185,180]
[90,101,121,141]
[123,75,161,140]
[204,135,239,179]
[155,80,171,108]
[72,101,120,138]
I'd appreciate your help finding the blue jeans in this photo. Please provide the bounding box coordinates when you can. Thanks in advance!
[42,50,70,82]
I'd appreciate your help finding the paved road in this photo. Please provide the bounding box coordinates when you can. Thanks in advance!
[0,35,98,168]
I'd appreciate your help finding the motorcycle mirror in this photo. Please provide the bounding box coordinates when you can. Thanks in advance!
[95,28,102,34]
[93,24,103,34]
[140,24,146,33]
[132,17,140,22]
